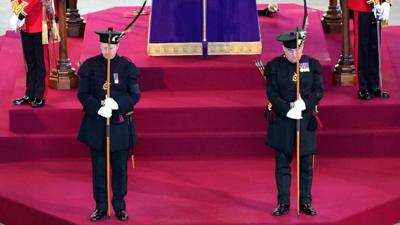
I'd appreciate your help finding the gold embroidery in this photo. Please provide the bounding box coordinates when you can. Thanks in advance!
[267,102,273,111]
[147,41,262,56]
[11,0,28,16]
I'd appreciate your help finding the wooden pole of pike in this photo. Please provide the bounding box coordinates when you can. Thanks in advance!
[106,30,112,217]
[295,31,301,216]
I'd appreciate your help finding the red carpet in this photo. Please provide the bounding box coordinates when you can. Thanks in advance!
[1,158,400,225]
[0,4,400,225]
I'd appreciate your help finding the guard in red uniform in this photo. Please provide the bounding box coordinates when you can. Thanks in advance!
[10,0,50,107]
[348,0,392,100]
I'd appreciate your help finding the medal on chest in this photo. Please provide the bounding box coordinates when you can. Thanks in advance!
[113,73,119,84]
[300,62,310,72]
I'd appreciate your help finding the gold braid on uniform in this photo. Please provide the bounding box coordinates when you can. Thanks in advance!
[368,0,393,5]
[11,0,28,16]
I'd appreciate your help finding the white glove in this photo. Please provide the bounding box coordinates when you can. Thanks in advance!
[9,14,18,30]
[104,97,118,110]
[294,96,306,111]
[381,2,391,21]
[286,107,303,120]
[17,18,25,29]
[372,4,383,19]
[9,14,25,31]
[268,3,278,13]
[97,106,112,118]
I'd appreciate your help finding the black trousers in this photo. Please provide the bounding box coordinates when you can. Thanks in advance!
[90,149,129,211]
[354,11,380,91]
[275,151,313,205]
[20,31,47,99]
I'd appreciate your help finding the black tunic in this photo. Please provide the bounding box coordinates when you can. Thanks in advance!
[265,55,324,156]
[77,54,141,152]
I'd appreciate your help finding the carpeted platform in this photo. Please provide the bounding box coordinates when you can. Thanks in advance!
[1,158,400,225]
[0,4,400,225]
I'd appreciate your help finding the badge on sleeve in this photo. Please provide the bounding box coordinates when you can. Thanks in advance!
[113,73,119,84]
[300,62,310,72]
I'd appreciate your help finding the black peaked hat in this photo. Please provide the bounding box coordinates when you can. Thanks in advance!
[95,27,124,44]
[277,28,306,49]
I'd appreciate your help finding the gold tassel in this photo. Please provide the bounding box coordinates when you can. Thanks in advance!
[131,155,135,169]
[51,19,60,42]
[42,21,48,45]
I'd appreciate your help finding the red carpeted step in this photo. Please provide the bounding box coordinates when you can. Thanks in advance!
[383,27,400,75]
[320,102,400,130]
[8,88,400,134]
[318,128,400,156]
[137,129,400,159]
[0,35,24,134]
[0,134,87,163]
[0,158,399,225]
[0,196,74,225]
[8,89,268,134]
[0,131,268,163]
[2,128,400,163]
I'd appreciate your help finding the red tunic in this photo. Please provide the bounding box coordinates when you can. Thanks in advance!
[348,0,372,12]
[348,0,389,12]
[14,0,43,33]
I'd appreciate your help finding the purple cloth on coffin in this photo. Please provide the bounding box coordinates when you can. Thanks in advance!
[149,0,260,44]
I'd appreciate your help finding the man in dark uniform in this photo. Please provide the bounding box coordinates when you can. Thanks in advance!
[265,29,324,216]
[77,28,141,222]
[10,0,49,107]
[348,0,392,100]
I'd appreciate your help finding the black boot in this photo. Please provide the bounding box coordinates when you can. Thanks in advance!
[258,8,270,16]
[272,203,290,216]
[115,209,128,221]
[300,203,317,216]
[358,90,372,100]
[31,98,45,108]
[370,88,390,98]
[90,208,107,221]
[13,96,32,105]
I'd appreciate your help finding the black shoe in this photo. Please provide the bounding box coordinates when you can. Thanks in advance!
[300,203,317,216]
[90,208,107,221]
[358,90,372,100]
[370,88,390,98]
[258,8,269,16]
[13,96,32,105]
[272,203,290,216]
[115,209,128,221]
[369,88,382,97]
[31,98,45,108]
